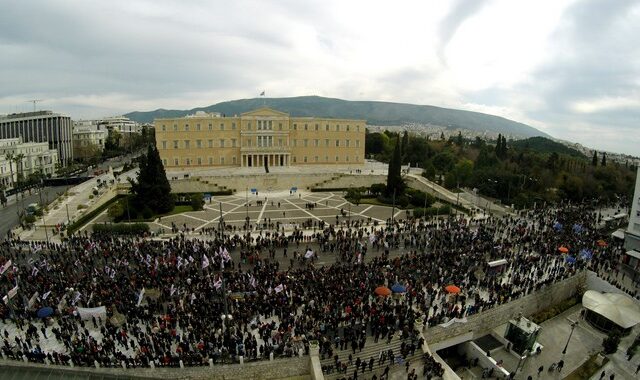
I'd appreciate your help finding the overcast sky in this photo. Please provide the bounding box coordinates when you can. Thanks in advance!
[1,0,638,155]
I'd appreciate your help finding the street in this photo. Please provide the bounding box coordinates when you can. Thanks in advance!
[0,185,68,238]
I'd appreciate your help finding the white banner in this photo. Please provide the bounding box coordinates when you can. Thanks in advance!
[0,260,11,275]
[439,317,468,328]
[77,306,107,320]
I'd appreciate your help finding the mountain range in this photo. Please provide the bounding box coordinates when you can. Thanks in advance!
[125,96,549,139]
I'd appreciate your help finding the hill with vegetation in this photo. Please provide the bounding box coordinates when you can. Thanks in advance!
[125,96,549,138]
[510,137,585,158]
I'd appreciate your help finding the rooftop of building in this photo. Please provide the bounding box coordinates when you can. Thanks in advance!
[0,110,69,120]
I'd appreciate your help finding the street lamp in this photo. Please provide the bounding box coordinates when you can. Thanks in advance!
[514,349,530,375]
[562,320,579,354]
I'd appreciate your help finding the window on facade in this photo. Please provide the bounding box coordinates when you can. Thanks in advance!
[196,124,201,131]
[304,124,308,131]
[162,159,167,166]
[346,156,349,162]
[232,122,236,130]
[257,120,262,130]
[209,123,213,131]
[278,138,283,147]
[292,156,297,163]
[233,156,237,164]
[346,140,350,147]
[219,139,225,148]
[325,155,328,162]
[335,140,340,147]
[336,125,340,132]
[209,157,213,165]
[314,139,319,147]
[293,139,297,147]
[315,124,319,131]
[173,140,178,149]
[335,156,339,162]
[232,138,237,148]
[220,123,224,131]
[347,125,350,132]
[356,140,360,148]
[185,124,189,132]
[304,139,308,147]
[173,124,178,131]
[326,124,329,131]
[162,141,167,149]
[315,156,318,162]
[174,158,179,166]
[325,139,329,147]
[356,125,360,132]
[304,156,308,163]
[162,125,166,132]
[246,138,251,147]
[268,120,272,129]
[197,157,202,165]
[247,122,251,130]
[208,140,213,148]
[221,157,225,165]
[196,140,202,148]
[184,140,190,149]
[293,124,297,130]
[279,123,283,130]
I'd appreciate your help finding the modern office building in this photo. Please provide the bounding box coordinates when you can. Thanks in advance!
[154,107,365,169]
[623,167,640,281]
[0,111,73,166]
[0,138,58,188]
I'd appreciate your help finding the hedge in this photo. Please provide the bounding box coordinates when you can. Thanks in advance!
[92,223,150,235]
[66,194,126,236]
[530,297,578,324]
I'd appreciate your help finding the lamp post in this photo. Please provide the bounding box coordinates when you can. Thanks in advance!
[245,187,249,232]
[514,349,530,375]
[562,320,579,355]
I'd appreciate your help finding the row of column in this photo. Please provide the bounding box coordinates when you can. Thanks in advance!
[242,153,289,167]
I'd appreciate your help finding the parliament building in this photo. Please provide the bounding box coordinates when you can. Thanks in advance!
[155,108,365,169]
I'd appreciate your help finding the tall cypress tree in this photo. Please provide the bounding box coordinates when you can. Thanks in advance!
[401,130,409,159]
[495,134,502,157]
[130,145,174,214]
[601,152,607,166]
[592,151,598,166]
[386,138,402,196]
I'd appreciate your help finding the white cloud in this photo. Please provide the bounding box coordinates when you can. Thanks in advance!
[0,0,638,155]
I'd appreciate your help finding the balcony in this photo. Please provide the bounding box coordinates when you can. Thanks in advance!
[240,146,290,153]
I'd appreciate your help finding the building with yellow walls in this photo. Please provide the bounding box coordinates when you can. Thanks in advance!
[154,107,365,169]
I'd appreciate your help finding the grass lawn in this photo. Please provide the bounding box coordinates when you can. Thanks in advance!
[124,205,195,222]
[564,354,607,380]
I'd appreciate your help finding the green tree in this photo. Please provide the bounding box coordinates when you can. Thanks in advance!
[592,151,598,166]
[422,160,436,180]
[455,131,463,147]
[108,201,125,220]
[130,145,174,214]
[4,153,15,189]
[601,152,607,166]
[401,130,409,157]
[190,193,204,211]
[386,138,403,196]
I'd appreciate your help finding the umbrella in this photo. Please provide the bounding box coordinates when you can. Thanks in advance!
[565,255,576,264]
[558,246,569,253]
[37,307,54,318]
[597,240,608,247]
[374,286,391,297]
[572,224,584,234]
[391,283,406,293]
[445,285,461,294]
[553,222,563,231]
[580,249,593,260]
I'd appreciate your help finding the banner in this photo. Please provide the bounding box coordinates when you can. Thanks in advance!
[439,317,468,328]
[0,260,11,275]
[77,306,107,320]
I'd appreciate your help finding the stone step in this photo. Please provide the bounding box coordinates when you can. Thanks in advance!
[319,335,420,379]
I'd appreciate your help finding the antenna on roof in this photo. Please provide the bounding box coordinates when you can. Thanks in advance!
[25,99,44,112]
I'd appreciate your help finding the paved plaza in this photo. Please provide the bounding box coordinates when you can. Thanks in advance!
[86,190,409,236]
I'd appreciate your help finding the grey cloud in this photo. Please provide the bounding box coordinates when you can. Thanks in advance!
[437,0,490,61]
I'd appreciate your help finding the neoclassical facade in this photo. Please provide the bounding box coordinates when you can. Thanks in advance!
[155,108,365,169]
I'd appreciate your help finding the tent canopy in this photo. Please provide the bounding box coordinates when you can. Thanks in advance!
[582,290,640,329]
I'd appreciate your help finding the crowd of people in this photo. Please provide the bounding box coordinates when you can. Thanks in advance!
[0,197,627,379]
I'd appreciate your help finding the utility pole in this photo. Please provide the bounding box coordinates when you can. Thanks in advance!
[245,186,249,232]
[25,99,44,112]
[39,187,49,243]
[218,201,224,241]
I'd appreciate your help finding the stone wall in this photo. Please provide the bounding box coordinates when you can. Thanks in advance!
[169,173,346,193]
[585,270,627,295]
[0,357,310,380]
[423,272,586,346]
